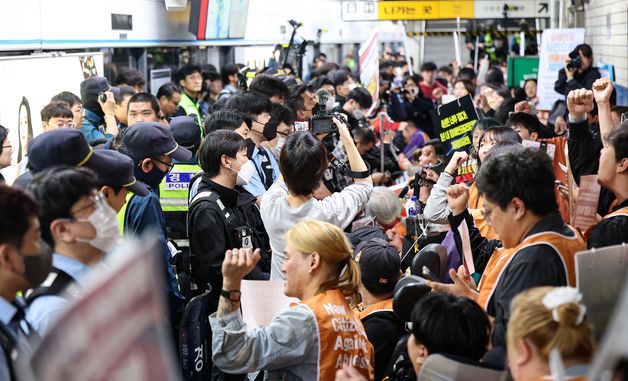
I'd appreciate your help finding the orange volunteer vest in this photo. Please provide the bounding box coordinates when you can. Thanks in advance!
[356,299,394,320]
[468,182,500,240]
[540,137,570,222]
[476,226,585,310]
[301,289,375,381]
[584,205,628,241]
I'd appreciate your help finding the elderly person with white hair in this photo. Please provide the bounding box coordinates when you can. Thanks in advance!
[351,186,405,251]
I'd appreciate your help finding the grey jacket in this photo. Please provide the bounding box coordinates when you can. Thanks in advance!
[210,305,320,381]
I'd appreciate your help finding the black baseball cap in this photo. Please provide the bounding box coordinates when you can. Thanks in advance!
[170,116,201,150]
[27,129,109,174]
[122,122,192,162]
[354,238,401,287]
[80,77,111,103]
[90,149,149,196]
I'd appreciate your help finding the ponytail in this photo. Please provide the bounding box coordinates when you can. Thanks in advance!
[285,220,361,302]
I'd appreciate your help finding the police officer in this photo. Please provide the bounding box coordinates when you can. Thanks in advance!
[159,116,202,251]
[0,185,49,380]
[187,130,270,313]
[118,122,192,325]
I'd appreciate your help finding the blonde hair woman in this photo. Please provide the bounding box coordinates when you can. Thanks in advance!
[210,220,374,381]
[507,287,595,381]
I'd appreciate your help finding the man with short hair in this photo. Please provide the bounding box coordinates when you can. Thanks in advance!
[203,109,251,139]
[218,63,241,101]
[354,238,404,381]
[333,87,373,132]
[112,85,136,129]
[332,70,354,107]
[40,102,75,131]
[187,130,270,311]
[51,91,84,130]
[430,146,586,361]
[419,62,447,101]
[249,74,289,104]
[157,82,181,120]
[286,84,317,121]
[26,167,118,335]
[79,77,119,143]
[0,185,45,381]
[224,92,278,202]
[127,92,162,126]
[175,65,204,125]
[115,67,145,93]
[119,122,191,324]
[353,126,376,156]
[260,103,295,160]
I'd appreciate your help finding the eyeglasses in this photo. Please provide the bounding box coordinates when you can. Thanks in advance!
[70,192,105,219]
[55,122,77,129]
[152,157,175,172]
[276,131,288,138]
[2,145,11,149]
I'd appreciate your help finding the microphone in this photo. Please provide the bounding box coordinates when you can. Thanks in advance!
[315,88,331,112]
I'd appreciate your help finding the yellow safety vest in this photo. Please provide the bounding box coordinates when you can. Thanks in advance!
[117,192,136,235]
[159,163,202,213]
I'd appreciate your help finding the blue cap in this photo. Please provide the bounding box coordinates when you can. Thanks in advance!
[28,129,109,173]
[122,122,192,162]
[90,149,149,196]
[170,116,201,150]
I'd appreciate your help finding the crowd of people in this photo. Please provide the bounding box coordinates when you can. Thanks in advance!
[0,41,627,381]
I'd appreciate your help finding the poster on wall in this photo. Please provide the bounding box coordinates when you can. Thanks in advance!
[536,28,585,110]
[0,52,104,184]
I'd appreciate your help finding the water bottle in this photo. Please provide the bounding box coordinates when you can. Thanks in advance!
[406,196,418,218]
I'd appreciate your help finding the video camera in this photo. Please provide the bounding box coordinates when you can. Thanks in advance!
[566,50,582,72]
[309,88,345,135]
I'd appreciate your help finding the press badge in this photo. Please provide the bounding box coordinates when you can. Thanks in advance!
[164,172,195,190]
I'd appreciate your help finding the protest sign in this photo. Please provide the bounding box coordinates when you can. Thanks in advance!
[455,158,478,185]
[536,28,585,110]
[572,174,601,232]
[240,280,299,329]
[576,244,628,341]
[521,139,556,160]
[429,94,478,157]
[359,27,379,115]
[29,237,181,381]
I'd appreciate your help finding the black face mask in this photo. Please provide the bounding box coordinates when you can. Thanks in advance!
[138,164,168,189]
[22,240,53,287]
[262,122,277,141]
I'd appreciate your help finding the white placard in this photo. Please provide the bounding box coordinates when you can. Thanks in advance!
[240,280,299,329]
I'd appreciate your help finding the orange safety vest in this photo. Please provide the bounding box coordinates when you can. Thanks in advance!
[540,137,570,223]
[476,226,585,310]
[301,289,374,381]
[468,182,500,240]
[356,299,394,320]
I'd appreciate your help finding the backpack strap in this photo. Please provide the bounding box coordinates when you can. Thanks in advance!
[0,323,17,380]
[189,191,236,227]
[25,268,78,305]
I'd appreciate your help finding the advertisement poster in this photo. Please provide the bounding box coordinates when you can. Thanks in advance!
[0,52,104,184]
[536,28,585,110]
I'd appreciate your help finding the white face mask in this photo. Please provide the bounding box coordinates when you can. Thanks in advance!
[352,108,366,120]
[75,197,121,253]
[325,97,336,111]
[231,159,256,185]
[271,137,286,159]
[348,82,358,91]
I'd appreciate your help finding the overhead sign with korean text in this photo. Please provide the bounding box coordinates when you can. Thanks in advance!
[341,0,549,21]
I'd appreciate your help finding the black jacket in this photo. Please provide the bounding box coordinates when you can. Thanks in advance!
[588,199,628,249]
[554,66,601,96]
[187,176,270,312]
[361,308,405,381]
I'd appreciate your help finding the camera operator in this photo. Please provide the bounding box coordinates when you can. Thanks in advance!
[386,74,435,139]
[554,44,600,97]
[332,87,373,132]
[260,118,373,280]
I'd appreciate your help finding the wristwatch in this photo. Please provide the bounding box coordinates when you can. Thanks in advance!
[220,289,241,302]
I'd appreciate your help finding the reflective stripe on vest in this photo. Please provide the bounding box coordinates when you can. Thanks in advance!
[159,164,202,212]
[117,192,135,235]
[299,289,374,381]
[476,226,586,311]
